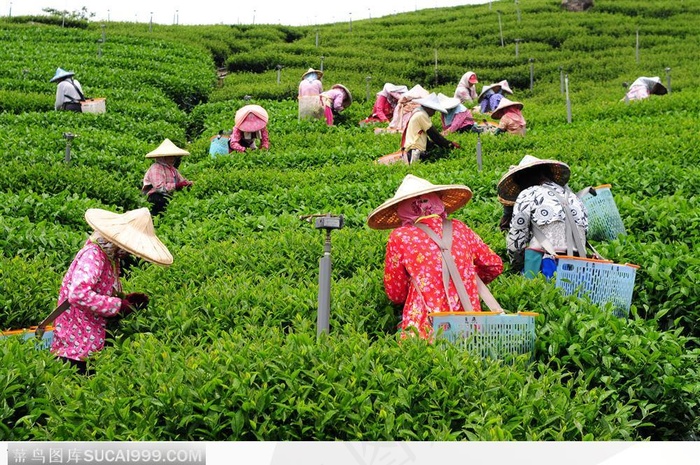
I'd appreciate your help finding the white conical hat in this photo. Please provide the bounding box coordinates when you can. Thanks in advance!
[85,208,173,266]
[367,175,472,230]
[437,93,461,110]
[497,155,571,204]
[50,67,75,83]
[145,139,190,158]
[414,93,448,114]
[477,83,503,102]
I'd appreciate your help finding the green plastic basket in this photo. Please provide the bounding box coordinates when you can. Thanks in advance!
[431,312,537,360]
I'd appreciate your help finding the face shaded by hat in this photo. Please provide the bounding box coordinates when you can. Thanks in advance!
[302,68,324,80]
[331,84,353,108]
[235,104,269,132]
[367,174,472,230]
[85,208,173,265]
[50,67,75,83]
[414,93,448,114]
[497,155,571,205]
[145,139,190,158]
[490,97,524,119]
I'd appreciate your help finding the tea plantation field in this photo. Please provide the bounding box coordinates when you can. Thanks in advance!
[1,0,699,440]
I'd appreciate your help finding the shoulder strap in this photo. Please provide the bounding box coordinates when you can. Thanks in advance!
[414,219,503,312]
[35,299,70,340]
[543,187,587,258]
[68,78,86,101]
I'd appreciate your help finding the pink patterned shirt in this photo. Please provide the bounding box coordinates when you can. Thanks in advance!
[51,241,123,361]
[384,216,503,339]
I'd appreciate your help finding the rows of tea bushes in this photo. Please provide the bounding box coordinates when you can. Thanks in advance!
[1,0,699,440]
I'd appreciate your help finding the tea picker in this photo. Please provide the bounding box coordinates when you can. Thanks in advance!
[300,213,345,335]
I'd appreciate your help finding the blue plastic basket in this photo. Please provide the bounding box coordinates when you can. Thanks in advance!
[0,327,54,350]
[555,256,639,318]
[430,312,538,360]
[581,184,626,241]
[209,134,230,157]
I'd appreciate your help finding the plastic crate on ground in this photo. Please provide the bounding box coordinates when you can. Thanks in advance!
[581,184,626,241]
[1,327,54,350]
[431,311,538,360]
[555,256,638,318]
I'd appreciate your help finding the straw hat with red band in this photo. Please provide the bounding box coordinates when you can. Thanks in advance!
[477,83,503,102]
[301,68,323,80]
[145,139,190,158]
[497,155,571,204]
[235,105,269,132]
[85,208,173,266]
[367,175,473,230]
[331,84,353,108]
[490,97,524,119]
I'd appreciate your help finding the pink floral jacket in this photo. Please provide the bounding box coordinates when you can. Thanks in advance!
[51,240,123,361]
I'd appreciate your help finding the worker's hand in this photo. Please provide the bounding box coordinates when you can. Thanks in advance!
[175,180,193,190]
[120,292,149,316]
[450,141,461,149]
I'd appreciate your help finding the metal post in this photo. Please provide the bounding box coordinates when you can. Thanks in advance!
[497,11,504,47]
[489,1,492,10]
[635,28,640,63]
[176,10,179,25]
[107,9,110,22]
[101,24,106,42]
[9,2,12,17]
[276,65,282,84]
[149,12,153,33]
[63,133,76,164]
[434,49,438,86]
[349,12,352,32]
[315,30,319,47]
[317,229,331,336]
[665,67,672,94]
[320,55,324,72]
[476,133,483,172]
[529,58,534,92]
[559,66,564,94]
[517,7,521,23]
[515,39,521,58]
[365,76,371,102]
[565,74,572,124]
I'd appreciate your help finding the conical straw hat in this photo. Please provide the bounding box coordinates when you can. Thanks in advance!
[367,175,472,230]
[85,208,173,266]
[477,83,502,102]
[145,139,190,158]
[490,97,524,119]
[437,93,461,110]
[414,93,448,114]
[235,105,269,132]
[331,84,353,108]
[50,67,75,83]
[497,155,571,203]
[301,68,323,80]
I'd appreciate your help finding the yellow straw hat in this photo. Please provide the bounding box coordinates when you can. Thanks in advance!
[367,175,472,230]
[85,208,173,266]
[145,139,190,158]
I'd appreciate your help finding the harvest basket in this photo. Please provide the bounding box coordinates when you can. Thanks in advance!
[1,326,54,350]
[298,95,324,120]
[580,184,626,241]
[430,311,538,360]
[81,97,106,114]
[209,134,230,157]
[555,256,639,318]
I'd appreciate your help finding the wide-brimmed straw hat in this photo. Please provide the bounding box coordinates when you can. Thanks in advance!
[301,68,323,80]
[490,97,524,119]
[437,93,461,111]
[498,80,514,95]
[414,93,448,114]
[50,67,75,83]
[477,83,503,102]
[85,208,173,266]
[235,104,269,132]
[332,84,353,108]
[497,155,571,204]
[145,139,190,158]
[367,175,473,230]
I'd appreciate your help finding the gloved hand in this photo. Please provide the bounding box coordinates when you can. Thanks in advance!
[119,292,149,316]
[450,141,461,149]
[175,180,193,190]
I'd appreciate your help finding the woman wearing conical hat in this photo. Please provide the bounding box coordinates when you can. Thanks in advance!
[401,93,459,164]
[230,104,270,152]
[368,175,503,339]
[497,155,588,278]
[51,208,172,374]
[623,76,667,102]
[360,82,408,125]
[320,83,352,126]
[491,97,526,136]
[298,68,324,97]
[50,67,85,112]
[477,80,514,114]
[436,93,479,134]
[141,139,193,217]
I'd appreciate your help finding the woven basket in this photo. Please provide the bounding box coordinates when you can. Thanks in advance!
[581,184,626,241]
[1,326,54,350]
[555,256,639,318]
[298,95,324,120]
[431,311,537,360]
